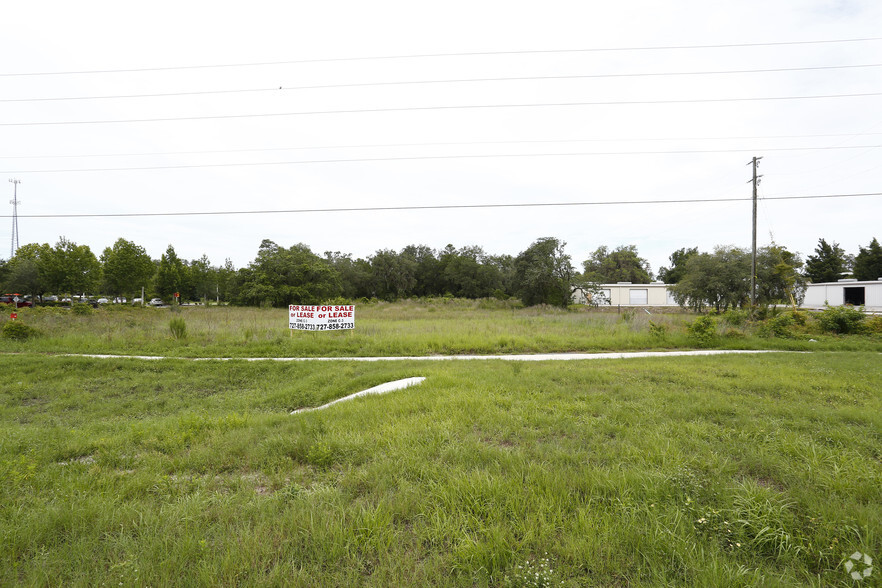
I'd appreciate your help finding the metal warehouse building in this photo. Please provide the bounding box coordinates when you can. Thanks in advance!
[802,279,882,312]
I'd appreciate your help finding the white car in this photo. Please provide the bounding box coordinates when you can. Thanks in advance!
[97,298,109,304]
[149,298,164,306]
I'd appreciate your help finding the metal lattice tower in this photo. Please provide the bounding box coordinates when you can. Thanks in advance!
[9,178,21,258]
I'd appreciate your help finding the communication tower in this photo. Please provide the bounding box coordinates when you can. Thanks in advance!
[9,178,21,258]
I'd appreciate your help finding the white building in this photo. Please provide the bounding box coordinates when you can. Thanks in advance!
[572,282,678,307]
[572,278,882,312]
[802,279,882,312]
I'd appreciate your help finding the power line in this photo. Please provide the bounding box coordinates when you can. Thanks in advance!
[3,92,881,127]
[4,63,880,103]
[3,145,880,174]
[3,36,880,77]
[4,132,881,161]
[3,192,879,219]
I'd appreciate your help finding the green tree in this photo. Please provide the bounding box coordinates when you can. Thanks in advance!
[154,245,186,301]
[513,237,574,308]
[853,237,882,281]
[217,258,238,303]
[188,254,216,302]
[582,245,652,283]
[485,253,516,297]
[755,244,806,307]
[670,246,750,312]
[100,238,156,298]
[42,237,101,296]
[401,245,441,297]
[657,247,698,284]
[804,239,850,283]
[369,249,417,300]
[236,240,341,307]
[324,252,372,299]
[439,245,502,299]
[2,243,51,300]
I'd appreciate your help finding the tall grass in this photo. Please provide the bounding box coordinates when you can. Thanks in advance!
[1,352,879,585]
[1,300,879,358]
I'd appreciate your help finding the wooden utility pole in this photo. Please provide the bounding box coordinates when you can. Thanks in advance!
[748,157,762,307]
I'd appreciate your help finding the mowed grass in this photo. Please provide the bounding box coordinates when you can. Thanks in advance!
[2,299,880,357]
[1,352,880,586]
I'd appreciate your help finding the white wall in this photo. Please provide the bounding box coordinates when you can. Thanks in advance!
[802,281,882,311]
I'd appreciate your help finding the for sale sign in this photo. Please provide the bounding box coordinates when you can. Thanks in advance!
[289,304,355,331]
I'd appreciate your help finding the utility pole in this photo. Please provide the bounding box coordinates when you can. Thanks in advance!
[747,157,762,308]
[8,178,21,259]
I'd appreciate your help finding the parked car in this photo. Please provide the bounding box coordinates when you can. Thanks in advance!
[43,295,59,302]
[0,295,32,308]
[112,297,127,304]
[97,298,109,304]
[149,298,164,307]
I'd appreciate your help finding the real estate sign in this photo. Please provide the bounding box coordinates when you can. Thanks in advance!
[289,304,355,331]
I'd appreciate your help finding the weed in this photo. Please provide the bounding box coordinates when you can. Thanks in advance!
[1,321,39,341]
[817,305,866,334]
[648,319,668,341]
[169,317,187,340]
[732,481,804,559]
[721,308,750,327]
[504,555,561,588]
[757,313,794,338]
[687,315,717,347]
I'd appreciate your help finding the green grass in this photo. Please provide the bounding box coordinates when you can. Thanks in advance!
[1,351,880,586]
[2,299,880,357]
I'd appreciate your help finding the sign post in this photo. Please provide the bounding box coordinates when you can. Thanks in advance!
[289,304,355,332]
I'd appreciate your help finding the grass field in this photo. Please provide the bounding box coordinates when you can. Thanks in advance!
[2,299,881,357]
[2,352,880,586]
[1,302,880,586]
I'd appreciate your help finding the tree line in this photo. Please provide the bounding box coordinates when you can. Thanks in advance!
[0,235,879,310]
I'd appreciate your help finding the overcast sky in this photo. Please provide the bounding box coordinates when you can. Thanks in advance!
[2,1,880,276]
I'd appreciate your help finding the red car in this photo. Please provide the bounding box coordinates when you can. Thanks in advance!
[0,295,32,308]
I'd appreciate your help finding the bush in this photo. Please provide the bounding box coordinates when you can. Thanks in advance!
[2,321,39,341]
[687,315,717,348]
[757,313,795,338]
[71,303,92,315]
[816,305,866,334]
[169,317,187,340]
[648,319,668,341]
[866,315,882,334]
[721,308,750,327]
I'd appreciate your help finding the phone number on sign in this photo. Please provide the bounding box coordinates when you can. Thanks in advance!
[289,322,354,331]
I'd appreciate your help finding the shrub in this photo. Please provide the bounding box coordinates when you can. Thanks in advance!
[2,321,39,341]
[753,305,781,321]
[723,328,746,339]
[721,308,750,327]
[169,317,187,340]
[816,305,866,334]
[757,313,794,338]
[866,315,882,334]
[648,319,668,341]
[71,303,92,315]
[687,315,717,348]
